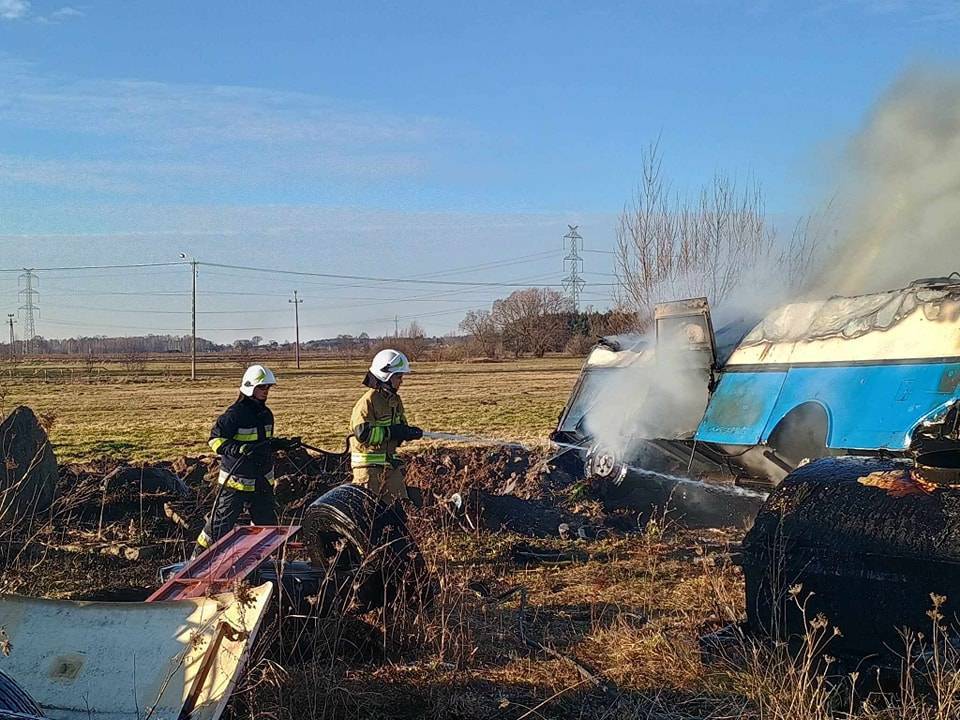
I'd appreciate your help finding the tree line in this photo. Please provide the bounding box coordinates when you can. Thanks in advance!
[459,289,637,359]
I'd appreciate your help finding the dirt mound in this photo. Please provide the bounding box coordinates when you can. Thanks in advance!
[404,445,574,500]
[404,445,614,538]
[273,446,349,515]
[454,488,577,537]
[54,457,210,531]
[6,444,604,598]
[52,447,349,532]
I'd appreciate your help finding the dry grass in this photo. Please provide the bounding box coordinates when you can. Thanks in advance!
[6,356,960,719]
[227,519,960,720]
[228,521,755,720]
[0,356,581,462]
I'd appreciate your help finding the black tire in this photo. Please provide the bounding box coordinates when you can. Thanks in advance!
[301,484,432,612]
[0,670,44,719]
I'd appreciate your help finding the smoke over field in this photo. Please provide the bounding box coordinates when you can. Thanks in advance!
[822,67,960,294]
[581,335,709,461]
[584,66,960,465]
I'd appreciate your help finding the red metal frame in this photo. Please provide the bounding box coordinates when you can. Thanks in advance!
[147,525,300,602]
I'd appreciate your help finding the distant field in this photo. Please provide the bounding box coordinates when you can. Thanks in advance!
[1,356,583,462]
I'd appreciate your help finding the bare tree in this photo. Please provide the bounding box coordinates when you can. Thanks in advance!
[615,143,822,322]
[588,306,641,337]
[394,321,429,361]
[459,310,501,358]
[491,288,570,358]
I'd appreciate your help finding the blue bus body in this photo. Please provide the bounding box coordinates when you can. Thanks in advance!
[697,360,960,451]
[556,277,960,487]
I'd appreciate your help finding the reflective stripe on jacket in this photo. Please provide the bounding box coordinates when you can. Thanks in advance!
[349,388,405,468]
[208,395,275,489]
[217,468,276,491]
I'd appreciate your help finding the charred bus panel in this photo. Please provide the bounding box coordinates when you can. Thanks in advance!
[556,277,960,489]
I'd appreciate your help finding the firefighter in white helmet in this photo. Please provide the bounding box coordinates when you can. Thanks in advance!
[193,364,297,556]
[349,349,423,503]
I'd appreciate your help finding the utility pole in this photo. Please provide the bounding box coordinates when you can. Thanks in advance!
[190,258,197,380]
[17,269,39,356]
[191,259,198,380]
[289,290,303,369]
[562,225,586,312]
[394,315,399,338]
[180,253,198,380]
[6,314,15,359]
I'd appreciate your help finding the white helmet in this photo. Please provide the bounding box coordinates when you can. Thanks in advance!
[240,364,277,396]
[369,349,411,382]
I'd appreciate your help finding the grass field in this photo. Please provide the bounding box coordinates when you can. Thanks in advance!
[0,355,583,462]
[6,355,956,719]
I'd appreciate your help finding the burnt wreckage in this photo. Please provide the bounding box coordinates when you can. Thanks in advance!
[554,275,960,661]
[0,411,429,720]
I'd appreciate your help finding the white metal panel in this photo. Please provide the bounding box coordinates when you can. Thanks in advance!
[0,583,272,720]
[585,346,647,368]
[728,303,960,366]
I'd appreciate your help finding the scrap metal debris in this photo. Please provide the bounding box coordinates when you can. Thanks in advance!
[0,583,273,720]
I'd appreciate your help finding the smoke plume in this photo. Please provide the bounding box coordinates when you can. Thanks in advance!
[822,67,960,294]
[582,334,712,460]
[578,67,960,476]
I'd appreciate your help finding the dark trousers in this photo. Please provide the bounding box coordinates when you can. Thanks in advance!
[194,480,277,556]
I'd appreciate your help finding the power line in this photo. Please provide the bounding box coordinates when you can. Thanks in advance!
[40,269,562,314]
[41,303,292,315]
[4,251,618,341]
[408,249,561,279]
[1,256,615,290]
[197,261,578,288]
[0,261,187,273]
[41,290,192,297]
[314,272,562,312]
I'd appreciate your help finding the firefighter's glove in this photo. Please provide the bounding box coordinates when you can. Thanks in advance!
[239,439,271,457]
[406,425,424,441]
[269,436,302,451]
[390,425,423,442]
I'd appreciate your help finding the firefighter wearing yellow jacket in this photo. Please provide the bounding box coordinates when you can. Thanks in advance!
[349,349,423,502]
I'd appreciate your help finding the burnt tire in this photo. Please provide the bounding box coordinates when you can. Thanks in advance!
[301,484,432,613]
[0,670,44,719]
[584,445,627,489]
[740,456,960,660]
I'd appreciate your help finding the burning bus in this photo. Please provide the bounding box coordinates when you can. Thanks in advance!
[557,275,960,660]
[553,274,960,490]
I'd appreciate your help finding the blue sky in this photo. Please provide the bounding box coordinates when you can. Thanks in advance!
[0,1,958,341]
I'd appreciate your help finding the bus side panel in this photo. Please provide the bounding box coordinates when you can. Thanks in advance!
[757,362,960,451]
[695,370,788,445]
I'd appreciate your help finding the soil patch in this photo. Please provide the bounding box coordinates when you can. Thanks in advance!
[404,445,580,501]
